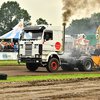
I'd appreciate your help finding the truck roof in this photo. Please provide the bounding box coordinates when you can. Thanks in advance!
[23,25,61,31]
[24,26,46,31]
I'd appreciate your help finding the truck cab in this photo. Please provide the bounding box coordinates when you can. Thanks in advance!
[18,25,63,72]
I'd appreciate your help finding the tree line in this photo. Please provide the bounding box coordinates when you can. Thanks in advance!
[0,1,48,36]
[0,1,99,36]
[66,13,100,35]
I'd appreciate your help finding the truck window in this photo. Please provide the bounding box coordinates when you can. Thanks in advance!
[21,30,42,40]
[44,32,53,41]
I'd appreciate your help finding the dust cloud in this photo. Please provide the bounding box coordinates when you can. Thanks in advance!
[62,0,100,24]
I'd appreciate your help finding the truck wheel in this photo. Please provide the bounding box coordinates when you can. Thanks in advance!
[46,58,59,72]
[78,59,93,71]
[61,65,74,71]
[26,63,38,71]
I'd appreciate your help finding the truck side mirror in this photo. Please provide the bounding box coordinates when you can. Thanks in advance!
[20,32,24,39]
[20,35,22,40]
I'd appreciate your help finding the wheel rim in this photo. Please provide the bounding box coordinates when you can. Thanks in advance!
[51,61,57,70]
[85,61,91,70]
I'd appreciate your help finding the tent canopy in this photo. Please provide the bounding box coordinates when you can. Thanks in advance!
[0,30,20,39]
[0,19,24,39]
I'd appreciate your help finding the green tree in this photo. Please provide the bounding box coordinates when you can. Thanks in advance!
[66,13,100,35]
[36,18,48,25]
[0,1,32,36]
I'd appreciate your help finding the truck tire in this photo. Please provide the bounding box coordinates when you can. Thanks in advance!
[26,63,38,71]
[46,58,59,72]
[61,65,74,71]
[78,58,93,71]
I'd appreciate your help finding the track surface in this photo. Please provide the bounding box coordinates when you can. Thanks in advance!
[0,65,100,77]
[0,65,100,100]
[0,78,100,100]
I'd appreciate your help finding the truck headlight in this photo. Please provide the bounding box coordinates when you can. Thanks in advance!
[35,54,39,58]
[18,60,21,63]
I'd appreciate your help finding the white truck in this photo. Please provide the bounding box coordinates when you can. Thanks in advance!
[18,24,94,72]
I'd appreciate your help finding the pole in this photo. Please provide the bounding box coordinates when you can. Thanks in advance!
[62,23,66,52]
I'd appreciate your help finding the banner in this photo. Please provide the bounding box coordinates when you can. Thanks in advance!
[0,52,18,60]
[86,35,97,45]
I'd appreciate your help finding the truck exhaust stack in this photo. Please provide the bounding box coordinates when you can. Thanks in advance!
[62,22,66,52]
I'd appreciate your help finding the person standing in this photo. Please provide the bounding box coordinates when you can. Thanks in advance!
[94,45,100,56]
[14,42,18,52]
[0,43,3,51]
[4,42,9,51]
[11,42,14,50]
[2,42,5,50]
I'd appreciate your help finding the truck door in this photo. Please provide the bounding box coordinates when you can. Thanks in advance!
[43,31,54,53]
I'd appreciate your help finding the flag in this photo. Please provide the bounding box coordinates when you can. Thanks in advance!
[96,25,100,44]
[11,18,24,38]
[13,18,24,30]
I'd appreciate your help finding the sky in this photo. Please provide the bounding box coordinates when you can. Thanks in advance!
[0,0,63,28]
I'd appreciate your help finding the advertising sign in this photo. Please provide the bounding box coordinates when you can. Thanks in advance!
[0,52,18,60]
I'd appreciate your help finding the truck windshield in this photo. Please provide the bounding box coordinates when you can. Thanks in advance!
[21,30,42,40]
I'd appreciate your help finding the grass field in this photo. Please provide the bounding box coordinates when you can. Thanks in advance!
[0,60,25,65]
[0,73,100,82]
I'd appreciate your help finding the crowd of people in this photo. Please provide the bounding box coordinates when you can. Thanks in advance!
[0,40,100,56]
[65,44,100,56]
[0,42,18,52]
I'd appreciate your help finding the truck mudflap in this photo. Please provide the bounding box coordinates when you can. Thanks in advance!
[18,58,42,63]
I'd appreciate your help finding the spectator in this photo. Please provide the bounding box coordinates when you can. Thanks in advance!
[89,45,95,54]
[4,43,8,50]
[11,42,14,50]
[2,42,5,49]
[94,45,100,56]
[0,43,3,51]
[7,42,10,49]
[14,42,18,52]
[8,42,13,49]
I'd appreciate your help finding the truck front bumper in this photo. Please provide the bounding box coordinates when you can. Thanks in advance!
[18,58,42,63]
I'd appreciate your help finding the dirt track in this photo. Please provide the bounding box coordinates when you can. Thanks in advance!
[0,65,100,100]
[0,78,100,100]
[0,65,100,77]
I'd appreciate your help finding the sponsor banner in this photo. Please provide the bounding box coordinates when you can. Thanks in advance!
[0,52,18,60]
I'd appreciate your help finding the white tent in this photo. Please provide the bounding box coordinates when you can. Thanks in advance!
[0,19,24,39]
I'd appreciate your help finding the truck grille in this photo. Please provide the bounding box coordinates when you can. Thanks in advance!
[25,44,32,56]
